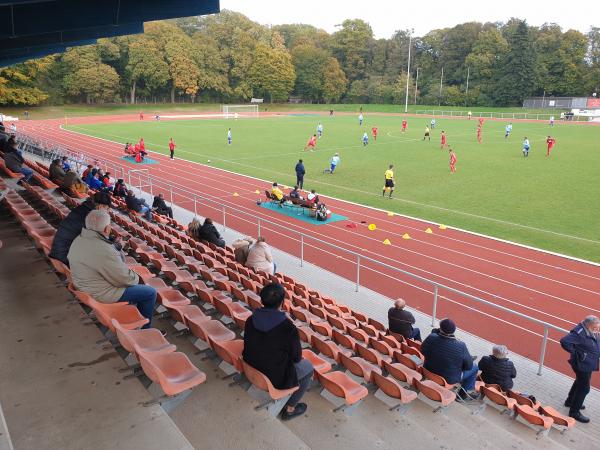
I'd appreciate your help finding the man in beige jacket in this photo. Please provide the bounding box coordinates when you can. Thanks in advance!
[68,210,156,328]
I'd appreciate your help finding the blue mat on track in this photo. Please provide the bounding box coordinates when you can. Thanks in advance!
[259,201,347,225]
[121,156,158,165]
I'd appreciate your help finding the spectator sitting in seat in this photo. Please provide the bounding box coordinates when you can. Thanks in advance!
[113,179,127,197]
[68,209,156,328]
[101,171,112,188]
[82,164,93,180]
[3,143,33,185]
[232,236,255,265]
[271,182,285,206]
[87,171,104,190]
[152,193,173,218]
[388,298,421,341]
[61,156,71,172]
[187,218,201,240]
[478,344,517,392]
[62,170,87,194]
[125,190,152,221]
[306,189,319,206]
[49,158,66,184]
[196,218,225,248]
[50,191,113,266]
[246,236,275,275]
[243,283,314,421]
[421,318,479,400]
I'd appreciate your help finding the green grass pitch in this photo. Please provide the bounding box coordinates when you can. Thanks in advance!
[65,113,600,262]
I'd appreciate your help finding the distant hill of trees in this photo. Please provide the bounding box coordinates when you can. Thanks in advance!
[0,10,598,107]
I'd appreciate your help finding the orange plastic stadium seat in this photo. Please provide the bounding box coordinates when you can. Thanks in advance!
[94,303,149,332]
[538,405,575,432]
[348,326,370,343]
[420,367,458,390]
[111,319,175,356]
[355,342,391,367]
[507,390,541,410]
[157,289,191,307]
[142,277,172,295]
[481,385,517,412]
[167,303,209,326]
[187,318,236,348]
[310,320,333,338]
[316,371,369,408]
[359,322,380,338]
[369,337,395,358]
[137,250,164,266]
[513,404,553,434]
[213,296,252,329]
[129,265,156,283]
[393,351,422,371]
[372,371,418,409]
[381,334,402,349]
[137,351,206,397]
[382,360,422,386]
[327,314,355,332]
[311,334,352,364]
[332,329,358,352]
[368,317,386,332]
[242,361,299,405]
[210,338,244,374]
[414,379,456,408]
[301,348,332,375]
[339,352,381,384]
[297,326,316,345]
[400,342,424,361]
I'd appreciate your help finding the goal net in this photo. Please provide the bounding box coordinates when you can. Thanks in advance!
[221,104,259,118]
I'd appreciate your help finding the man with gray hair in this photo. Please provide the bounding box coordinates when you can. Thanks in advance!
[388,298,421,341]
[68,209,156,328]
[560,315,600,423]
[477,344,517,391]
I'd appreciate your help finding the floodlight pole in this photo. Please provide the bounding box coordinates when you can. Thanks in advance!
[438,67,444,106]
[404,29,414,113]
[414,68,420,104]
[465,67,470,107]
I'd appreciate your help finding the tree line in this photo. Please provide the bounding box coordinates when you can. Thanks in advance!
[0,10,598,107]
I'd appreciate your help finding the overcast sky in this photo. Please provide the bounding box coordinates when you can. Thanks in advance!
[220,0,598,38]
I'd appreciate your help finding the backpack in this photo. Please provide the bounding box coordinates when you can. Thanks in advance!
[316,204,327,221]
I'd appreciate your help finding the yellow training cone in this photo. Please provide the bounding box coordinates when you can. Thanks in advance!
[439,224,447,230]
[368,223,377,231]
[233,192,239,197]
[402,233,411,240]
[383,239,391,245]
[425,227,433,234]
[254,190,260,194]
[387,211,395,217]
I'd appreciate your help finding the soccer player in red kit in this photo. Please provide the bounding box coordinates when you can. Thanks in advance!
[134,142,140,154]
[440,131,447,149]
[546,136,556,156]
[139,112,144,120]
[401,120,407,133]
[477,125,482,143]
[372,127,378,141]
[478,117,484,127]
[304,134,317,151]
[139,138,145,151]
[449,148,457,173]
[169,138,176,159]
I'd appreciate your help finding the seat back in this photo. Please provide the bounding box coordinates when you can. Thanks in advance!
[372,371,402,399]
[414,379,442,402]
[393,351,419,370]
[311,334,337,360]
[348,326,369,343]
[355,342,380,366]
[332,329,355,351]
[420,366,451,388]
[211,339,244,372]
[310,320,332,338]
[369,337,393,356]
[339,353,364,378]
[481,385,511,408]
[242,361,297,400]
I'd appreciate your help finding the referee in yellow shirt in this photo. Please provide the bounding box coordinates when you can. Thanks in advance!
[383,165,395,198]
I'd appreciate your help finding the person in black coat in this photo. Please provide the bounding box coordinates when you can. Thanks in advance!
[113,179,127,198]
[421,318,478,398]
[294,159,305,189]
[560,316,600,423]
[152,193,173,218]
[243,283,314,421]
[478,345,516,391]
[198,218,225,248]
[125,190,152,220]
[49,191,112,265]
[388,298,421,341]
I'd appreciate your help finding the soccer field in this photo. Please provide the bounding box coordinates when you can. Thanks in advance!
[65,113,600,262]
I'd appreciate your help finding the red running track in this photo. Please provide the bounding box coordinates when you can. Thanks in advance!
[19,114,600,385]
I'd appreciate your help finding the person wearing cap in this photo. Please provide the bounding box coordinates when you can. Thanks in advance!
[388,298,421,341]
[49,191,114,266]
[421,318,478,399]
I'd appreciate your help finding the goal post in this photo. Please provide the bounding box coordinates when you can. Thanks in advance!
[221,104,259,118]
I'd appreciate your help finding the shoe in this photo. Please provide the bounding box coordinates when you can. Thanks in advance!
[457,389,480,402]
[564,401,585,410]
[569,412,590,423]
[281,403,307,421]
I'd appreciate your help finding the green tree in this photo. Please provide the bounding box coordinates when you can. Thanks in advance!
[465,29,509,98]
[331,19,374,82]
[291,45,329,101]
[248,43,295,102]
[0,58,52,105]
[322,57,347,102]
[495,20,537,105]
[125,37,170,103]
[64,64,120,103]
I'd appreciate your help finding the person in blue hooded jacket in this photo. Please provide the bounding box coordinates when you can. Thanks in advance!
[243,283,313,421]
[560,316,600,423]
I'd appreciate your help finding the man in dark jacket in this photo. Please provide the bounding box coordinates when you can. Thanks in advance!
[49,159,66,184]
[421,318,478,398]
[198,218,225,248]
[152,193,173,218]
[125,190,152,220]
[388,298,421,341]
[478,344,516,391]
[49,191,112,265]
[4,146,33,184]
[113,179,127,197]
[560,316,600,423]
[243,283,314,421]
[294,159,305,189]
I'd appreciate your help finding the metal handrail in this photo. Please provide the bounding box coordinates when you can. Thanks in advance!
[18,133,571,375]
[414,109,586,122]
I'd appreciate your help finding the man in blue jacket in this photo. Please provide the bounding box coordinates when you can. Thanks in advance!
[294,159,305,190]
[421,318,478,400]
[560,316,600,423]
